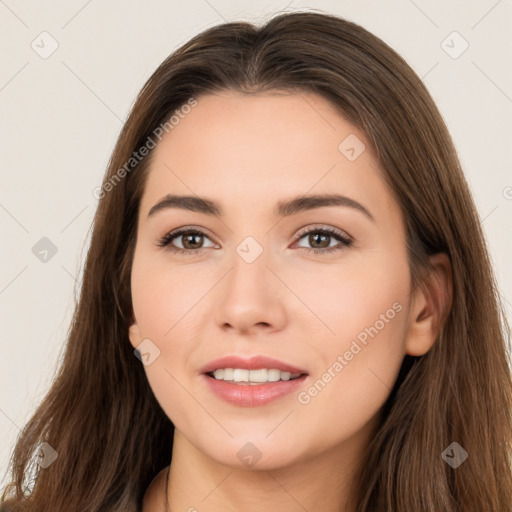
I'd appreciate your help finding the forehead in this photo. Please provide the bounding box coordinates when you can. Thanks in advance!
[139,90,399,224]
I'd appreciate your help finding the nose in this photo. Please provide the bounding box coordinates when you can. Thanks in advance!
[213,239,287,335]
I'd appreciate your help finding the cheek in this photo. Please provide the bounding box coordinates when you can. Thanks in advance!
[130,251,205,420]
[294,318,407,455]
[286,247,410,362]
[130,247,208,339]
[294,261,410,441]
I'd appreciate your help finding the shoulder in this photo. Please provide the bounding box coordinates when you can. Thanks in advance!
[142,465,169,512]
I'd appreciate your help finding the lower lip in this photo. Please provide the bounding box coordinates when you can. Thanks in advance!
[203,373,308,407]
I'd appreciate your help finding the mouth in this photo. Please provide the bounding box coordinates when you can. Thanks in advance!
[200,355,309,407]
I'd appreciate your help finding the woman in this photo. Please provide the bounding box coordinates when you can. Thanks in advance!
[2,10,511,512]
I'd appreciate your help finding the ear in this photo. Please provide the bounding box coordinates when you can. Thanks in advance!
[405,253,453,356]
[128,315,141,350]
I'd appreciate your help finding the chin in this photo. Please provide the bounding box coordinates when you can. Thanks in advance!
[191,430,307,471]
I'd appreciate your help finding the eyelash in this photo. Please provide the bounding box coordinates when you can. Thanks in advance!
[156,225,353,256]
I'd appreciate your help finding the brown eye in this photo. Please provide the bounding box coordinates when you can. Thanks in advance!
[295,227,353,255]
[157,228,215,254]
[180,232,204,250]
[307,232,331,249]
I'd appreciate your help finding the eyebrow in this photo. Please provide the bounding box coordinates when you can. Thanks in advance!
[147,193,374,221]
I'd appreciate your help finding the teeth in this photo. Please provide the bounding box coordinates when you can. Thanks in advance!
[233,369,249,382]
[249,368,268,383]
[210,368,301,384]
[213,369,225,379]
[267,369,281,382]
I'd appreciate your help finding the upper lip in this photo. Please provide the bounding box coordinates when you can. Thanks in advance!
[200,355,308,375]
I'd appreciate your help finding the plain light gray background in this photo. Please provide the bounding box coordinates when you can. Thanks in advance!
[1,0,511,490]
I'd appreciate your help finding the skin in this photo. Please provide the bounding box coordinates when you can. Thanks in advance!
[128,90,451,511]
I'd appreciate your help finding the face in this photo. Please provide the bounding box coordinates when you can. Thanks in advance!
[128,90,415,471]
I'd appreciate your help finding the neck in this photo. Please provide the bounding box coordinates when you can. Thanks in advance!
[164,423,377,512]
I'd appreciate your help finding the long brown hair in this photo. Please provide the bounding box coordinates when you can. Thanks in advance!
[2,10,511,511]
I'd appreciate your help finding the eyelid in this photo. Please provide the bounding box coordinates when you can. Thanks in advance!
[294,224,352,241]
